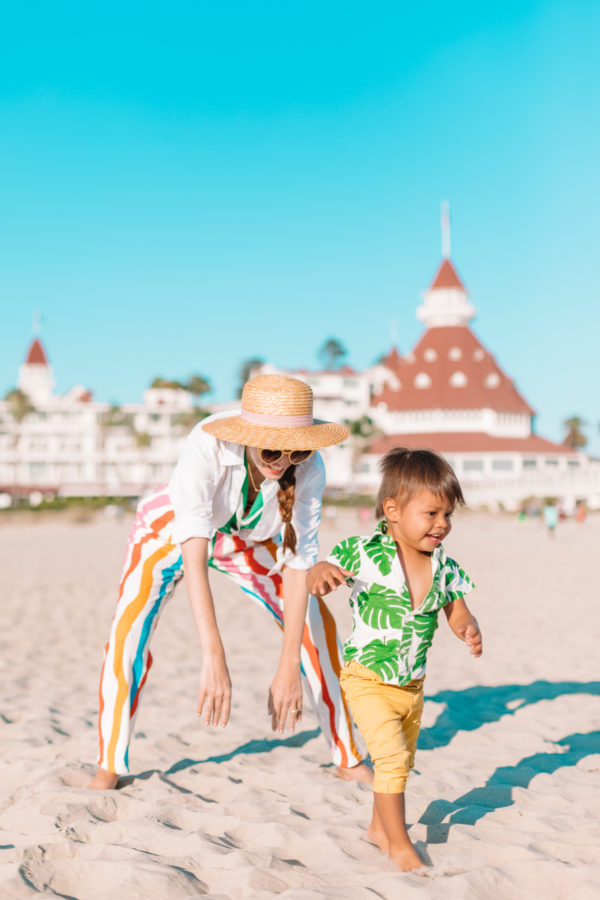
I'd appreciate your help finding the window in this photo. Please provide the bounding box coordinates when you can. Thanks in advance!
[523,459,537,468]
[463,459,484,471]
[567,460,580,468]
[545,459,559,467]
[450,371,467,387]
[492,459,514,471]
[414,372,432,389]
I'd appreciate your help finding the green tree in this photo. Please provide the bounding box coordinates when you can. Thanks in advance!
[4,389,35,423]
[563,416,587,449]
[185,374,211,400]
[318,337,347,370]
[237,358,264,398]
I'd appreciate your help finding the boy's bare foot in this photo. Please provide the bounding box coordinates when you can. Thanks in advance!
[366,822,389,853]
[335,762,374,785]
[389,843,426,872]
[88,768,120,790]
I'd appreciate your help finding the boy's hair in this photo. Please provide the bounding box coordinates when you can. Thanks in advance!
[375,447,465,518]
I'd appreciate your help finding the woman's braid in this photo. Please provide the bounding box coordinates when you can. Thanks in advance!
[277,467,297,555]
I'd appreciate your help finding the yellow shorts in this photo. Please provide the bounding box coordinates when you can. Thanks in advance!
[340,660,424,794]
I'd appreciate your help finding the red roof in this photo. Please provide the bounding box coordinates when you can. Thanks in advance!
[373,326,534,415]
[430,258,466,291]
[24,338,49,366]
[369,432,576,455]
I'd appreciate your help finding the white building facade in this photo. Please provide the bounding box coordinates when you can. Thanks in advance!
[0,339,200,503]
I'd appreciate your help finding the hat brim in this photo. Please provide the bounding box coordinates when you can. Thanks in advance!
[201,415,349,450]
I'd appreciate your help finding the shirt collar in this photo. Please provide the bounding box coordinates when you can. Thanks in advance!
[215,437,245,467]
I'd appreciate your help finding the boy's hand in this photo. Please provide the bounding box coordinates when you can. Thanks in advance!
[457,622,483,657]
[306,561,353,596]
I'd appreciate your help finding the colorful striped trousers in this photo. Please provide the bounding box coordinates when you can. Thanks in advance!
[97,488,362,775]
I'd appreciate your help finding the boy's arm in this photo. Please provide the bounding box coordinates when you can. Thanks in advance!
[444,597,482,657]
[306,561,352,596]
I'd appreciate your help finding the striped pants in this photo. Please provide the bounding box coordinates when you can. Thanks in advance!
[97,488,362,775]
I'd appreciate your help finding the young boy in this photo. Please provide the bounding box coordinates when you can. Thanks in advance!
[307,448,482,871]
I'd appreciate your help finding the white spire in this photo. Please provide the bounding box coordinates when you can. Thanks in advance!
[441,200,451,259]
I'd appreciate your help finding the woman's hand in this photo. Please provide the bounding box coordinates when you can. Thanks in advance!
[306,561,352,596]
[181,537,232,726]
[268,660,303,734]
[197,649,232,727]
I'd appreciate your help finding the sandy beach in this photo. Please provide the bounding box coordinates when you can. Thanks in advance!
[1,507,599,899]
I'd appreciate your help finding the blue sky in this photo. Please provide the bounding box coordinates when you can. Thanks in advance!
[1,1,598,449]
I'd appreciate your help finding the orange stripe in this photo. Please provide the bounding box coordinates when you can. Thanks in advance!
[97,641,109,766]
[118,510,174,602]
[106,540,176,772]
[316,596,361,766]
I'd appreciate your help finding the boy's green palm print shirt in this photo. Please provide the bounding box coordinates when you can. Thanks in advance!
[326,522,474,685]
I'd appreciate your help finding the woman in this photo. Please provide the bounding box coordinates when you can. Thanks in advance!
[90,374,371,789]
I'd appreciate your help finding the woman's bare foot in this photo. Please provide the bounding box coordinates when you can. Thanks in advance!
[389,843,426,872]
[335,762,374,785]
[88,768,120,790]
[366,822,389,852]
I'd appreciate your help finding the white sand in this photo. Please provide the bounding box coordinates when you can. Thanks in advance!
[0,508,599,899]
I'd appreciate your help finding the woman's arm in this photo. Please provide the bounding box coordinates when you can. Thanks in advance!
[181,536,232,726]
[268,566,308,734]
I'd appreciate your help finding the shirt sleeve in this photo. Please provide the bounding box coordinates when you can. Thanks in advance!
[169,426,222,545]
[443,557,475,601]
[277,453,326,570]
[325,536,362,581]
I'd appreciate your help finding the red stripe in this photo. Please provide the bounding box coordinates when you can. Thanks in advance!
[218,534,346,762]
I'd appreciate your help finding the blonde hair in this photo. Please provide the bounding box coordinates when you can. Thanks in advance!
[375,447,464,518]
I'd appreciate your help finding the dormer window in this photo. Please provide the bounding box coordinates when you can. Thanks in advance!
[414,372,432,389]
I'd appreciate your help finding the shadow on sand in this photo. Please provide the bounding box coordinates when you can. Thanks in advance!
[419,679,600,751]
[418,728,600,842]
[119,727,322,789]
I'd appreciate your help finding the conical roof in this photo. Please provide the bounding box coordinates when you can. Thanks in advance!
[430,258,466,291]
[24,338,49,366]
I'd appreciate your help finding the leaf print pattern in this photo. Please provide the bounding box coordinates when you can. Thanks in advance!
[357,584,407,629]
[329,530,474,686]
[329,537,362,575]
[364,536,396,576]
[359,639,402,681]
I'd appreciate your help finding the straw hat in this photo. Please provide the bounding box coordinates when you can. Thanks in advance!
[201,374,350,450]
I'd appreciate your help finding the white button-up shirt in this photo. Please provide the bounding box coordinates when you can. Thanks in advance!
[169,411,326,571]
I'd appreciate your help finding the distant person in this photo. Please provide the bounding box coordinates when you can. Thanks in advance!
[90,375,371,790]
[357,505,371,525]
[574,501,587,524]
[542,500,559,537]
[306,448,482,871]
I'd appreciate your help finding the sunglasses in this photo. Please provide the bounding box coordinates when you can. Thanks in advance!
[258,448,315,466]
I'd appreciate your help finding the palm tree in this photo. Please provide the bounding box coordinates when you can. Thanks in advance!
[185,375,211,400]
[563,416,587,449]
[318,337,347,370]
[5,388,34,423]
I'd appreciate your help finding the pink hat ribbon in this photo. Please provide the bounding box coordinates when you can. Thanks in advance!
[241,410,314,427]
